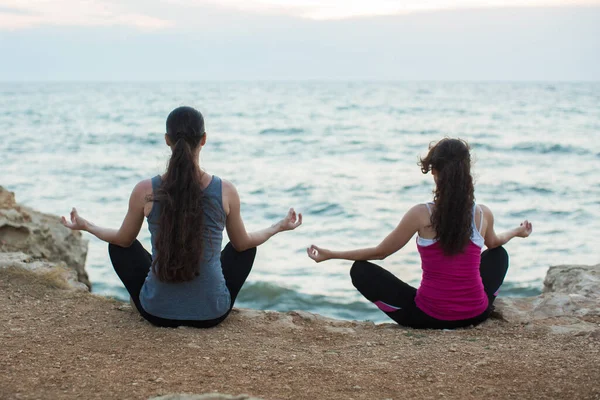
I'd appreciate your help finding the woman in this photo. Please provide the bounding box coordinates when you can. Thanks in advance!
[307,138,532,329]
[62,106,302,328]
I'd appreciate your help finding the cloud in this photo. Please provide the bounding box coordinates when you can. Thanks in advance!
[1,0,600,30]
[0,5,39,15]
[0,0,172,30]
[175,0,600,19]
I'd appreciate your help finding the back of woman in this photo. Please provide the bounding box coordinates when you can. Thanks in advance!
[141,173,229,320]
[415,203,488,320]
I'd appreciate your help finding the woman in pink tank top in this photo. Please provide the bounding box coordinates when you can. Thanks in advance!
[307,138,533,329]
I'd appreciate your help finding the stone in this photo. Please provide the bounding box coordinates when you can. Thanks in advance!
[549,323,598,336]
[324,326,356,335]
[0,187,17,209]
[287,310,317,322]
[0,186,89,289]
[494,264,600,334]
[0,251,88,291]
[543,264,600,297]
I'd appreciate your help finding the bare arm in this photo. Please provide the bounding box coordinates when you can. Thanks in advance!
[224,180,302,251]
[480,204,532,249]
[61,181,148,247]
[306,204,423,262]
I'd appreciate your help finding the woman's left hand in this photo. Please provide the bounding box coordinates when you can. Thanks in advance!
[61,208,90,231]
[277,208,303,232]
[306,245,331,263]
[516,220,533,238]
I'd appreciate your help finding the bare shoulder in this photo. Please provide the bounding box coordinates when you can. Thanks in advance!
[404,204,432,237]
[405,203,430,224]
[478,204,493,216]
[132,179,153,199]
[221,178,239,197]
[220,178,239,216]
[134,179,153,191]
[478,204,495,224]
[128,179,153,213]
[409,203,430,215]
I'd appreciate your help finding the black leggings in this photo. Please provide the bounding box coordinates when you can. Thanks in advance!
[108,240,256,328]
[350,246,509,329]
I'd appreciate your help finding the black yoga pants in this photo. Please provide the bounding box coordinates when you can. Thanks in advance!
[108,240,256,328]
[350,246,509,329]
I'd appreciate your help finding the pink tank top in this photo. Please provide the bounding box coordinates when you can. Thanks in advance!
[414,203,489,321]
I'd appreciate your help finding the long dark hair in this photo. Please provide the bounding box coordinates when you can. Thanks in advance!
[152,106,206,282]
[418,138,475,255]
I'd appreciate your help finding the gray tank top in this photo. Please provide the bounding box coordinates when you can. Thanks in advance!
[139,174,231,320]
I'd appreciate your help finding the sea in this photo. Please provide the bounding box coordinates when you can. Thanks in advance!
[1,82,599,322]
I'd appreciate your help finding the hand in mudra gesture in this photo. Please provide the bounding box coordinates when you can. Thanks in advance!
[61,208,89,231]
[277,208,303,232]
[516,220,533,238]
[306,245,331,263]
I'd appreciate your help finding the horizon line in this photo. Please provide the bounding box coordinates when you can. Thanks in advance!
[1,79,599,84]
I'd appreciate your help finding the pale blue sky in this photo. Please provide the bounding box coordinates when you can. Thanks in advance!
[0,1,599,80]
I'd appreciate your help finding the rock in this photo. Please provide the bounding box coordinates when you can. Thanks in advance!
[324,326,356,335]
[0,251,88,291]
[0,187,16,208]
[313,312,359,327]
[149,394,263,400]
[271,314,302,330]
[494,264,600,334]
[287,310,317,322]
[493,297,540,324]
[231,308,263,319]
[0,186,89,289]
[549,323,598,336]
[543,264,600,297]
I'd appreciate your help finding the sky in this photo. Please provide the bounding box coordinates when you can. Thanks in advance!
[0,0,599,80]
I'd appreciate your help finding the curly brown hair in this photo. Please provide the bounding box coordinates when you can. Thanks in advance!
[418,138,475,255]
[152,106,206,282]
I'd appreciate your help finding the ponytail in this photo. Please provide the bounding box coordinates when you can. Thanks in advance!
[419,138,475,255]
[152,107,206,282]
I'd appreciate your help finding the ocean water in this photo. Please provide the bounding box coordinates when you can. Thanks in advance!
[1,82,599,323]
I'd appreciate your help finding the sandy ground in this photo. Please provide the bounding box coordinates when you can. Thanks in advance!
[1,268,599,400]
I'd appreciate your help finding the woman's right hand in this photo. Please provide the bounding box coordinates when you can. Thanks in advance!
[306,245,331,263]
[61,208,90,231]
[516,220,533,238]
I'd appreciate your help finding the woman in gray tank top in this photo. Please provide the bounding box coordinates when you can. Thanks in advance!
[61,106,303,328]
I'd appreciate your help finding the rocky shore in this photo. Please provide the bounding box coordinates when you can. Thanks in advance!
[0,186,89,288]
[1,185,599,400]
